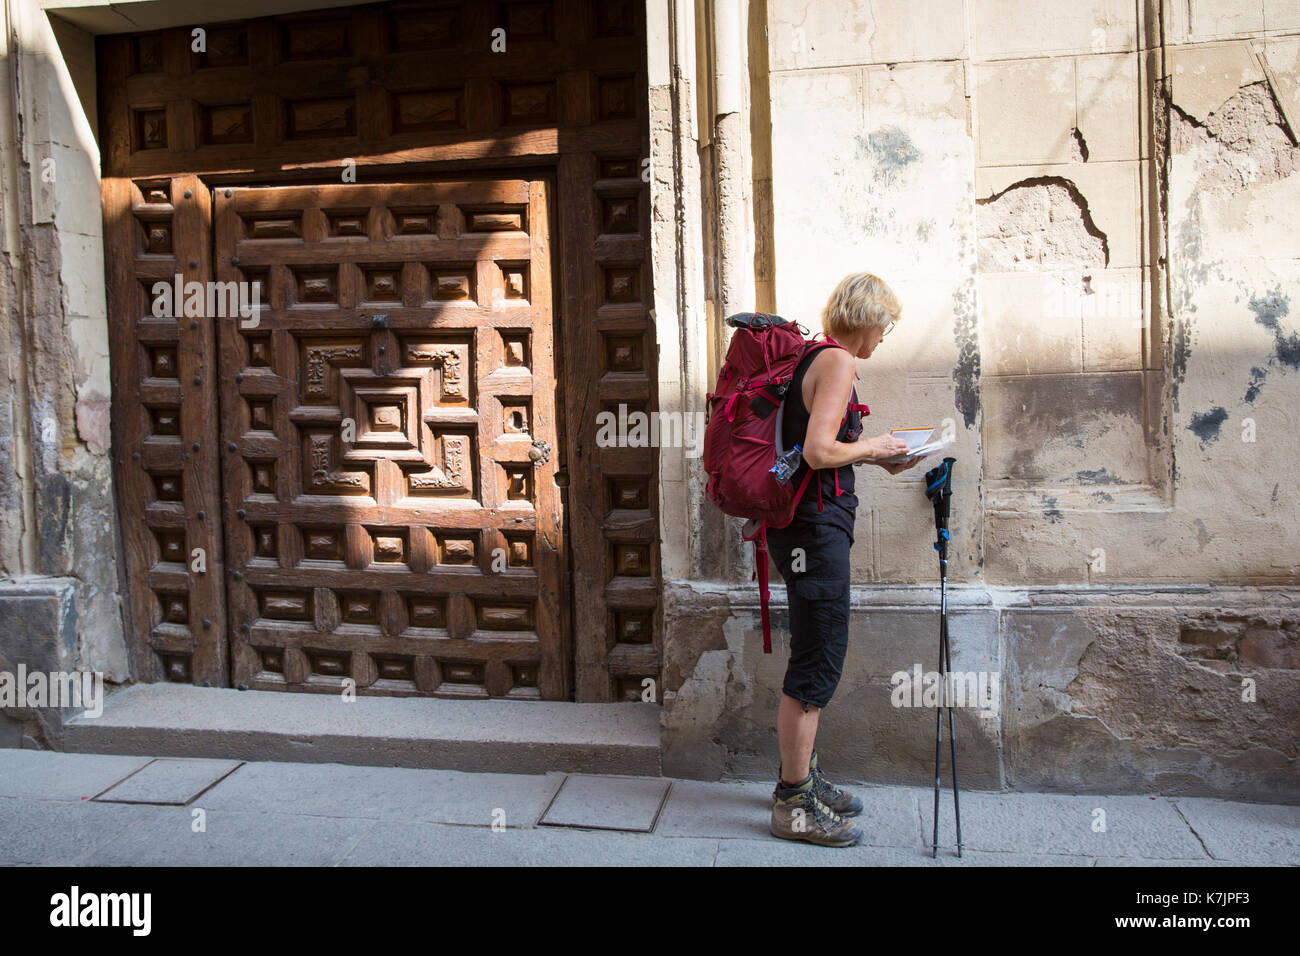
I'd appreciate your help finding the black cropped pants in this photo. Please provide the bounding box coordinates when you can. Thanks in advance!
[764,520,852,710]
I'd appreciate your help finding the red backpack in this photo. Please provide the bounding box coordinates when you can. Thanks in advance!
[703,312,868,652]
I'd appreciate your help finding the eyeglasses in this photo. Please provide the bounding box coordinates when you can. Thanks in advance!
[882,320,898,338]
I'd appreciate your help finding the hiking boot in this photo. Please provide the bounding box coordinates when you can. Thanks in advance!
[770,780,864,847]
[775,750,864,817]
[809,750,864,817]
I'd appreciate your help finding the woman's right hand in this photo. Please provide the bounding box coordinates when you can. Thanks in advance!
[856,433,911,464]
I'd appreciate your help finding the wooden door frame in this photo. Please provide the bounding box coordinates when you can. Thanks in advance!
[97,2,661,701]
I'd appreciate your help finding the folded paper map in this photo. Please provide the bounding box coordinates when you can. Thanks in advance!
[878,426,954,464]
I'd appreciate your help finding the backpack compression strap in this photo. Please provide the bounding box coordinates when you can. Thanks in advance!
[744,466,815,654]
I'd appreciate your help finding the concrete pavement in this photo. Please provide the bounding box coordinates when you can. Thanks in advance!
[0,749,1295,866]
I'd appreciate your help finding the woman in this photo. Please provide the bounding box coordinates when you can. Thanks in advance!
[766,271,921,847]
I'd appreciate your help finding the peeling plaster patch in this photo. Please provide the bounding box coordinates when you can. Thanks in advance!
[74,396,110,455]
[1042,496,1062,523]
[1172,82,1300,195]
[1244,365,1268,403]
[1248,287,1300,370]
[860,125,920,184]
[1187,406,1229,445]
[1076,467,1123,484]
[976,177,1109,272]
[1070,127,1089,163]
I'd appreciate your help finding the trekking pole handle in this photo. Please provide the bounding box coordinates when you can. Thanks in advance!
[924,457,956,536]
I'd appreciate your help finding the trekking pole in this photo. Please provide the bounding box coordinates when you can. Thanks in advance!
[924,458,962,858]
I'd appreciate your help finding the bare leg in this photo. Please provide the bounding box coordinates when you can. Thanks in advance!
[777,693,821,783]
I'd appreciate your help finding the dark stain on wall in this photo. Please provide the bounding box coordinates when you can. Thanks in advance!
[36,474,71,576]
[951,278,980,429]
[862,125,921,184]
[1076,467,1124,484]
[1170,317,1193,412]
[1187,406,1229,445]
[1244,365,1267,403]
[1249,288,1299,370]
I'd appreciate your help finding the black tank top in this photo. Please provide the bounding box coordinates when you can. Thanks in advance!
[779,346,863,541]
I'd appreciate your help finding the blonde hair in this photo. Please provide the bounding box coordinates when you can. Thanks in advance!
[820,272,901,339]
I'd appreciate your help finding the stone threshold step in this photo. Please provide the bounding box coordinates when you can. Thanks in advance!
[61,683,662,776]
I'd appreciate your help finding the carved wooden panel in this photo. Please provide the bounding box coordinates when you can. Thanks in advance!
[104,174,227,685]
[215,179,566,699]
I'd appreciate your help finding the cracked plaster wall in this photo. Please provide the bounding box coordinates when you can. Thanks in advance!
[1,0,126,746]
[662,1,1299,801]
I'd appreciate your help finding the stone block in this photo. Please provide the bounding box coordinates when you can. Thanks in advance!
[976,58,1077,167]
[196,760,565,826]
[1238,623,1300,668]
[0,798,154,865]
[0,580,78,682]
[921,790,1209,859]
[83,806,376,867]
[1001,610,1097,739]
[979,272,1084,376]
[1262,37,1300,137]
[1168,41,1265,123]
[30,140,102,239]
[982,371,1147,482]
[1077,53,1141,162]
[0,749,151,798]
[868,470,981,584]
[538,774,670,832]
[1190,0,1266,40]
[767,0,966,71]
[92,757,243,805]
[1266,0,1300,32]
[1171,796,1300,863]
[16,51,96,168]
[60,233,109,320]
[972,0,1137,59]
[865,60,966,124]
[68,315,112,402]
[1081,268,1147,372]
[63,682,664,775]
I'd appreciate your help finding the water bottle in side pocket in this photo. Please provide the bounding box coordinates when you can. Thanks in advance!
[769,443,803,483]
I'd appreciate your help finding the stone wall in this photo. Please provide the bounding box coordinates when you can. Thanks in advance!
[0,0,126,747]
[659,0,1300,803]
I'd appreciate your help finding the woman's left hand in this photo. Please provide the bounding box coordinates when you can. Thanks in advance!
[878,455,923,475]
